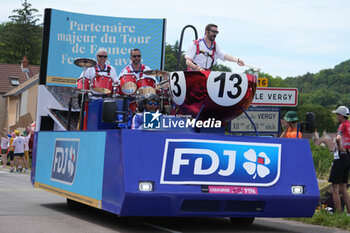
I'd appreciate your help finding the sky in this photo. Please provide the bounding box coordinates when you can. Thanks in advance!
[1,0,350,78]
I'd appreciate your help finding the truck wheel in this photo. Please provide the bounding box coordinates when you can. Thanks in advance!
[66,198,82,210]
[230,217,255,226]
[115,216,143,226]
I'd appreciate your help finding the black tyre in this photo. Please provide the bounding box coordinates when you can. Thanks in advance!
[115,216,144,226]
[230,217,255,226]
[66,198,82,210]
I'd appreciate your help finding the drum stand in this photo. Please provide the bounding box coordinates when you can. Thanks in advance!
[79,70,89,130]
[73,58,96,130]
[156,79,169,114]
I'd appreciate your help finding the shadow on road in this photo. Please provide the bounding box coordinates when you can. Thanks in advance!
[41,202,292,232]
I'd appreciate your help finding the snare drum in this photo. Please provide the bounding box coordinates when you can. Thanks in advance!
[120,74,137,95]
[92,75,113,94]
[76,77,90,90]
[137,78,156,96]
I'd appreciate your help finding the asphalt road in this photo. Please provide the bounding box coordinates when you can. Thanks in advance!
[0,167,349,233]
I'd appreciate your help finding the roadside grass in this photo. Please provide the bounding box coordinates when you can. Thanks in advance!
[286,142,350,231]
[288,210,350,231]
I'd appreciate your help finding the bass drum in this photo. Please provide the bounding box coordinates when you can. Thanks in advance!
[169,71,257,122]
[120,74,137,95]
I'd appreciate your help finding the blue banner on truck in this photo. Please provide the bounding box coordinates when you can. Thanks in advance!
[160,139,281,186]
[34,131,106,207]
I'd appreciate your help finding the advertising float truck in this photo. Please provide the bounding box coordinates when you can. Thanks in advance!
[31,9,319,225]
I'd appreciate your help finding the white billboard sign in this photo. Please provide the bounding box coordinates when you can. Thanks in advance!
[252,88,298,106]
[230,107,280,134]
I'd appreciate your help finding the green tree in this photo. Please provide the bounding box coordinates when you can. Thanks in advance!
[9,0,41,24]
[297,104,337,133]
[0,0,42,64]
[164,42,187,72]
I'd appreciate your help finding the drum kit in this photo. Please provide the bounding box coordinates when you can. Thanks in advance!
[74,58,171,112]
[75,58,259,123]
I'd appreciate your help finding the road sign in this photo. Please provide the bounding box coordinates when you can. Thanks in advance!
[258,78,268,87]
[252,87,298,106]
[230,107,280,134]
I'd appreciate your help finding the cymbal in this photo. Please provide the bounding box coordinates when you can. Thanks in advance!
[74,58,97,68]
[156,80,169,89]
[143,70,169,77]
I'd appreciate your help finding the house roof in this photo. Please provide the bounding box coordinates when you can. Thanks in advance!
[0,63,39,94]
[4,74,39,97]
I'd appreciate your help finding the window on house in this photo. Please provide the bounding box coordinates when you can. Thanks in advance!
[9,77,20,86]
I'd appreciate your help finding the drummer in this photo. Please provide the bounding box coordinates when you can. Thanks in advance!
[118,48,153,81]
[185,23,245,71]
[79,48,118,94]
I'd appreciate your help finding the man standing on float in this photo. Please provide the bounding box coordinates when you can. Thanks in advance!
[185,24,246,71]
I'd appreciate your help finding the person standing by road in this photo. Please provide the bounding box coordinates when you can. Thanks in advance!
[1,134,9,168]
[12,131,25,173]
[22,131,30,172]
[280,111,302,139]
[329,106,350,215]
[8,132,16,172]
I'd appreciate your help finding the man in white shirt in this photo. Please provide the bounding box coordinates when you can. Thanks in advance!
[118,48,152,80]
[185,23,245,71]
[12,131,25,172]
[79,48,118,95]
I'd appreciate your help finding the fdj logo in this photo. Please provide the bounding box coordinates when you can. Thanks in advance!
[160,139,281,186]
[143,110,161,129]
[51,139,79,185]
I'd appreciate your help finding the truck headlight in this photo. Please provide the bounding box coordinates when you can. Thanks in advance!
[139,181,154,192]
[291,185,304,194]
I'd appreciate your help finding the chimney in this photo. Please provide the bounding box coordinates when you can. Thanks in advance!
[21,56,30,79]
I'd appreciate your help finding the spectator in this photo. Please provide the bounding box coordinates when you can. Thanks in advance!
[12,131,25,173]
[280,111,302,138]
[22,131,30,172]
[1,134,9,168]
[8,132,16,172]
[329,106,350,215]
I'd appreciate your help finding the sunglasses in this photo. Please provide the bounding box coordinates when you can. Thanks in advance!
[132,55,141,58]
[209,30,219,34]
[98,55,108,58]
[147,101,158,106]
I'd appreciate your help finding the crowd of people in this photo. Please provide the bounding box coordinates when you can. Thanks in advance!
[279,108,350,215]
[0,126,32,173]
